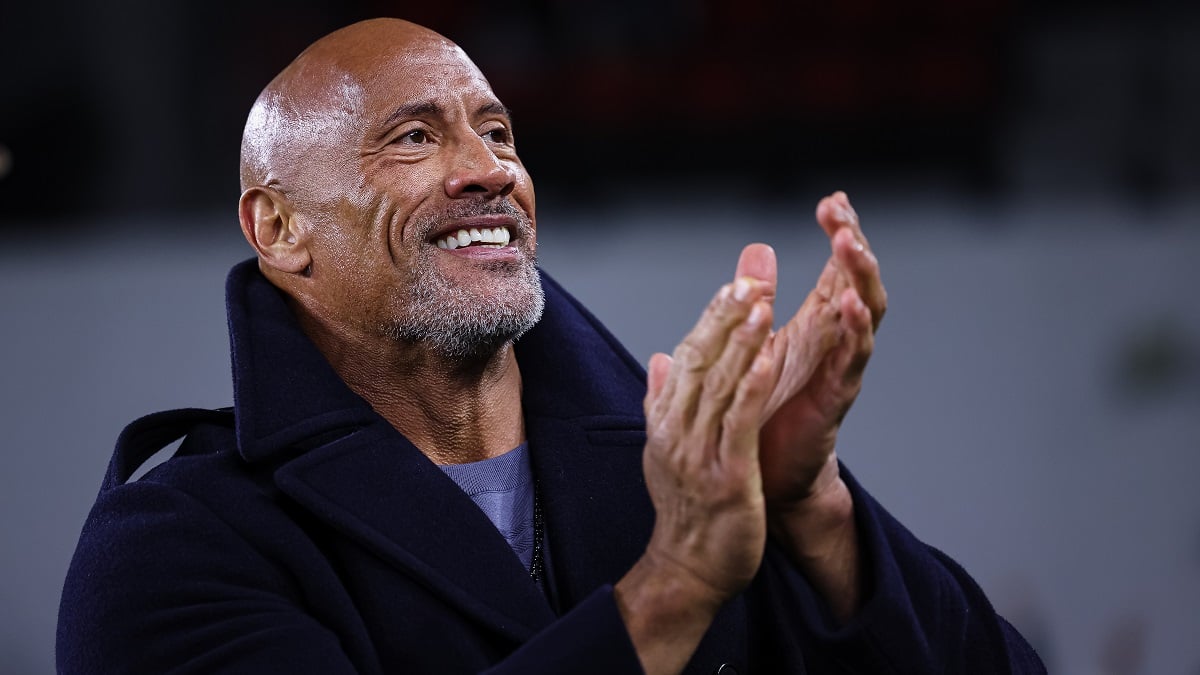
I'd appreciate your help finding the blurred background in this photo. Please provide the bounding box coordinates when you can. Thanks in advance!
[1,0,1197,673]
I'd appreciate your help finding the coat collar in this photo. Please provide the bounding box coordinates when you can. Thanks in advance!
[226,261,650,459]
[224,259,654,638]
[226,259,379,462]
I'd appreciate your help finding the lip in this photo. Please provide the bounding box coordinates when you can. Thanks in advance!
[425,214,519,243]
[438,243,521,260]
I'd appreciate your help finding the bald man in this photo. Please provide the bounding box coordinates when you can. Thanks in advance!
[59,19,1045,675]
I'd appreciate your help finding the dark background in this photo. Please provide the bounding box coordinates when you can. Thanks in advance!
[3,0,1197,224]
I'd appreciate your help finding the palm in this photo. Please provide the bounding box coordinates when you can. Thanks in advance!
[758,316,850,504]
[733,194,885,508]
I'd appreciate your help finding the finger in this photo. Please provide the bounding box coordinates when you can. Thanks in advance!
[775,256,842,361]
[815,191,885,328]
[735,244,777,306]
[774,283,842,375]
[693,299,774,437]
[719,337,776,465]
[762,277,842,419]
[815,191,866,245]
[832,227,887,330]
[653,278,767,424]
[644,352,673,414]
[813,256,843,309]
[762,257,840,380]
[816,192,882,308]
[834,287,875,386]
[800,288,873,427]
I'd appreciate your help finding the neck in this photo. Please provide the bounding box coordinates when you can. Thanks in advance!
[297,310,526,465]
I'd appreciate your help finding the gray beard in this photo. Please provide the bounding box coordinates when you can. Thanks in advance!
[385,248,545,360]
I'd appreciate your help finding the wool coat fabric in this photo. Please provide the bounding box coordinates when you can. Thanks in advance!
[58,260,1046,674]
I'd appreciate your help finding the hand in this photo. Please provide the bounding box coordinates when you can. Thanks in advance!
[616,278,777,675]
[737,191,887,508]
[734,191,885,622]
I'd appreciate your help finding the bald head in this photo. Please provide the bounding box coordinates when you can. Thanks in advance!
[239,19,467,194]
[235,18,540,361]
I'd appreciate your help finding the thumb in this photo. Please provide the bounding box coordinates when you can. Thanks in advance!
[645,352,673,408]
[735,243,777,305]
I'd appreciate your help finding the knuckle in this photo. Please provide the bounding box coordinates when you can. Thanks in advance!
[702,367,731,395]
[845,350,872,379]
[731,322,764,347]
[651,411,684,439]
[721,407,747,434]
[860,247,879,271]
[704,284,735,315]
[858,332,875,355]
[673,340,709,372]
[741,362,769,390]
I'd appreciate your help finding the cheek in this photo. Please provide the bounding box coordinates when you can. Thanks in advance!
[363,162,441,246]
[511,167,536,221]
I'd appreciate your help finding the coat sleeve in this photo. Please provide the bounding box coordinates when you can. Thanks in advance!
[57,480,645,675]
[746,466,1047,674]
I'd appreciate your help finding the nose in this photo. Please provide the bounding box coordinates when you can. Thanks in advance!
[444,135,515,199]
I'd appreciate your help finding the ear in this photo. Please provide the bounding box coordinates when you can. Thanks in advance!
[238,186,311,275]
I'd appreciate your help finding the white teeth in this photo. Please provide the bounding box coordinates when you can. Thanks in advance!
[436,226,511,250]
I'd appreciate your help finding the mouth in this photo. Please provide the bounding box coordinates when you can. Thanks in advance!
[433,224,512,250]
[426,211,522,253]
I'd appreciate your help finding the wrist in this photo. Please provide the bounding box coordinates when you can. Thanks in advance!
[767,469,862,623]
[614,551,727,675]
[767,468,854,559]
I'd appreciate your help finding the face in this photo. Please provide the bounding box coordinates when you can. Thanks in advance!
[287,28,543,360]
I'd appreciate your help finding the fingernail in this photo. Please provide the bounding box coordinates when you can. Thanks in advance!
[752,352,771,374]
[733,277,752,301]
[835,206,852,224]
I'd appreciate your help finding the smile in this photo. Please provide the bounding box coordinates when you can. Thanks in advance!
[435,226,511,250]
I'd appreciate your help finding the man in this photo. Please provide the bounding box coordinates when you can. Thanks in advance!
[58,18,1045,675]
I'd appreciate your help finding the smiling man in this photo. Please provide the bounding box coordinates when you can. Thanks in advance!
[58,18,1045,675]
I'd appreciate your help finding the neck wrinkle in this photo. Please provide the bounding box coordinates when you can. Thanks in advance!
[291,297,526,465]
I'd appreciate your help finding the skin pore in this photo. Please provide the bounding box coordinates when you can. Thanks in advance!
[238,18,888,674]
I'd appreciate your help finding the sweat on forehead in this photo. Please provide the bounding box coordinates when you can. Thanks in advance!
[238,18,476,191]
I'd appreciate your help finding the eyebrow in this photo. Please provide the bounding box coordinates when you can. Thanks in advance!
[477,101,514,122]
[381,100,514,129]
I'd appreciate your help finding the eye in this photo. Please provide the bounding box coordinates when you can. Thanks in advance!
[483,127,511,144]
[398,128,429,144]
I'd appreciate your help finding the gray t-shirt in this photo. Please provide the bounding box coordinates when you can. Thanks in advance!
[438,444,537,572]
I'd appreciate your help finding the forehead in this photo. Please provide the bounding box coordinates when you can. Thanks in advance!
[353,38,500,122]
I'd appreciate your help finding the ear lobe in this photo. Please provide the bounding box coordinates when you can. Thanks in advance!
[238,187,311,275]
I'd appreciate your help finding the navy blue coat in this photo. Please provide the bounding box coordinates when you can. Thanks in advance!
[58,260,1045,674]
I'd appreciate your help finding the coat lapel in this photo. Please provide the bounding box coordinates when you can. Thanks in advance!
[515,273,656,608]
[273,419,557,642]
[527,413,652,609]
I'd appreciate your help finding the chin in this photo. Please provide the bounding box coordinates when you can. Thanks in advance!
[387,260,545,360]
